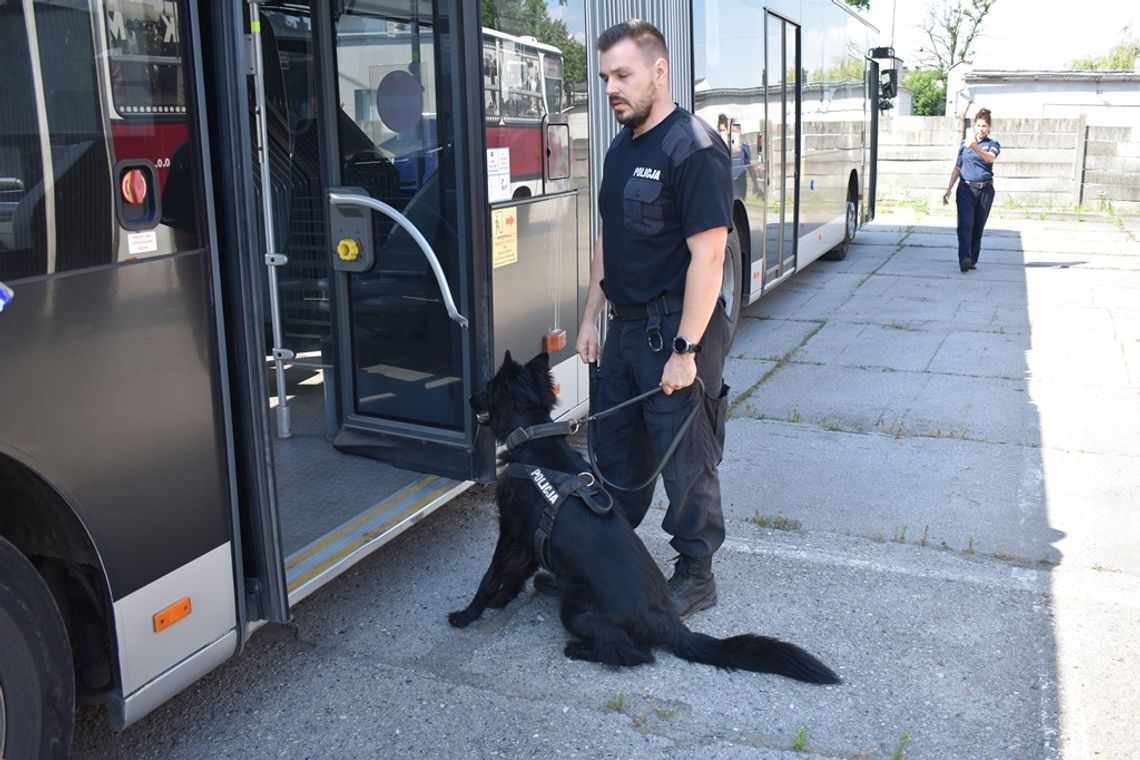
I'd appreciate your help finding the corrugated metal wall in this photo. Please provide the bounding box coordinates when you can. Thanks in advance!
[586,1,692,239]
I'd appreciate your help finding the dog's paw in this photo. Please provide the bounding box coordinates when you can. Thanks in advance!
[563,640,596,662]
[448,609,478,628]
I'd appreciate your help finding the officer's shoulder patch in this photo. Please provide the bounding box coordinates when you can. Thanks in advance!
[662,114,717,166]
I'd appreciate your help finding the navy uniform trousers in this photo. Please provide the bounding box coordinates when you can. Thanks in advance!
[956,181,995,266]
[591,299,731,560]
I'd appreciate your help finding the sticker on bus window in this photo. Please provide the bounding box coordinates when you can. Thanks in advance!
[487,147,511,203]
[491,206,518,269]
[128,230,159,256]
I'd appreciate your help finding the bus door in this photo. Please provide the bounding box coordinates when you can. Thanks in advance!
[763,12,799,288]
[317,0,493,482]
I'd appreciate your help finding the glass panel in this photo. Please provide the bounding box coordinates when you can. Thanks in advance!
[0,0,202,281]
[782,22,797,267]
[481,4,588,199]
[336,1,466,430]
[765,14,784,271]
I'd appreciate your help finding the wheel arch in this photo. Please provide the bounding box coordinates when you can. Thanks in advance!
[0,449,119,698]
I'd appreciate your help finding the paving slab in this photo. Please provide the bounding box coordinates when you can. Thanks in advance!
[72,211,1140,759]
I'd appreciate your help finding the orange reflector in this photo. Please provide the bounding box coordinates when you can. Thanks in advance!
[543,329,567,353]
[121,169,148,205]
[153,596,192,632]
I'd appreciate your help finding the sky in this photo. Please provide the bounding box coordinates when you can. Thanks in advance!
[865,0,1140,71]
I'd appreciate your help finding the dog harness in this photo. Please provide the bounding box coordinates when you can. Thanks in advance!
[503,423,612,574]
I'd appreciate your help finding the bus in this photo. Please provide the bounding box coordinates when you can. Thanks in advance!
[0,1,881,755]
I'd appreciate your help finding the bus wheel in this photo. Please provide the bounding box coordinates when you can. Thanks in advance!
[0,536,74,760]
[722,225,743,346]
[823,198,857,261]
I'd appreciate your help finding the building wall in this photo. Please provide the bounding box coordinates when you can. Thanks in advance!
[875,115,1140,212]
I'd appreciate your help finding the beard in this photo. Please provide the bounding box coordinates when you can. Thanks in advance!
[611,82,656,129]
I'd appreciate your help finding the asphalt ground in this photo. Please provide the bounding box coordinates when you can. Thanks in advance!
[72,211,1140,758]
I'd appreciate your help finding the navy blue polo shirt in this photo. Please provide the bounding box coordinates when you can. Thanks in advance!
[599,106,732,307]
[957,136,1000,182]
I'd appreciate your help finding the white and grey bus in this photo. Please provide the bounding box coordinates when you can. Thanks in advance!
[0,1,882,755]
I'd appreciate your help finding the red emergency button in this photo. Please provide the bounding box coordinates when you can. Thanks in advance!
[121,168,148,205]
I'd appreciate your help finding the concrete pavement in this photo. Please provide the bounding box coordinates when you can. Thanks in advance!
[72,211,1140,758]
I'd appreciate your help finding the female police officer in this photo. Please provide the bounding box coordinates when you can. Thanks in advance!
[943,108,1001,272]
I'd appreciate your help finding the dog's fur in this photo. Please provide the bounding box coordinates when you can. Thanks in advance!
[449,351,840,684]
[449,355,843,683]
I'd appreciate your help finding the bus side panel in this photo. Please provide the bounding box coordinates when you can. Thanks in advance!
[0,257,233,602]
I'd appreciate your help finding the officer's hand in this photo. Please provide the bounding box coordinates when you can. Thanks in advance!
[576,322,600,364]
[660,352,697,396]
[943,191,950,205]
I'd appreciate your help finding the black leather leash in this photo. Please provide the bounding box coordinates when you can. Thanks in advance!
[585,373,705,493]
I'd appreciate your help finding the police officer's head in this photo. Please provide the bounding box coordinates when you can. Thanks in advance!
[597,19,670,131]
[974,108,992,141]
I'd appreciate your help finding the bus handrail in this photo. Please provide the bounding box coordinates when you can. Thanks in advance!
[328,191,469,330]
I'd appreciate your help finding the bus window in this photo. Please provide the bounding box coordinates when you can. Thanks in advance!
[0,0,204,281]
[105,0,201,252]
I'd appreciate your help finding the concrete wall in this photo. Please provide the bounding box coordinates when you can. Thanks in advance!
[872,115,1140,213]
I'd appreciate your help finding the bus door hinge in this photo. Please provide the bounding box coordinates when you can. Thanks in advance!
[265,253,288,267]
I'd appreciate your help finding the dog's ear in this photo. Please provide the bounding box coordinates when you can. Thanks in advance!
[503,350,514,366]
[527,351,550,371]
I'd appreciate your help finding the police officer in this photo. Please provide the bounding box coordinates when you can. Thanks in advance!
[576,19,732,617]
[943,108,1000,272]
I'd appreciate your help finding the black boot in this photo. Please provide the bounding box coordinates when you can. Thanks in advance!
[668,554,717,617]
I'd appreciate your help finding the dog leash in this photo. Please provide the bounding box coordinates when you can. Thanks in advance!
[585,372,705,493]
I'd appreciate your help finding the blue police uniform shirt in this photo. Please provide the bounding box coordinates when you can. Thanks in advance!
[599,105,732,307]
[957,136,1000,182]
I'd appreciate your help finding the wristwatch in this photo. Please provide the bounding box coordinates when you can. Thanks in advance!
[672,335,702,355]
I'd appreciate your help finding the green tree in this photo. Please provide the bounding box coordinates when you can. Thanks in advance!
[1069,28,1139,70]
[904,67,947,116]
[845,0,870,9]
[918,0,996,71]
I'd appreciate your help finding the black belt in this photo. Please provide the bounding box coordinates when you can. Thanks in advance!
[609,293,684,321]
[964,180,992,189]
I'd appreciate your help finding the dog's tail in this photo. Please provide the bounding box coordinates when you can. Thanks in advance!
[670,627,841,684]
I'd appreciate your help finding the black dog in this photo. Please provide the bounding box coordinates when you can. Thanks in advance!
[449,351,839,684]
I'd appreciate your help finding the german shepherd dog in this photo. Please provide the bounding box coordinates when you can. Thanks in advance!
[449,351,840,684]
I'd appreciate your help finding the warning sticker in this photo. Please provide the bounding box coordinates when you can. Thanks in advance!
[487,147,511,203]
[128,230,158,256]
[491,206,518,269]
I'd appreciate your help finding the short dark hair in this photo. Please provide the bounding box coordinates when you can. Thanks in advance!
[974,108,992,124]
[597,19,668,62]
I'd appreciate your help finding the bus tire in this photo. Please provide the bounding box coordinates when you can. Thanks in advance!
[721,224,743,346]
[822,197,857,262]
[0,535,74,760]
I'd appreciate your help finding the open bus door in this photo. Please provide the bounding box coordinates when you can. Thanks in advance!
[315,1,495,482]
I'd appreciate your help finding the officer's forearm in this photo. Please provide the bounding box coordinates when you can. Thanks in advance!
[678,227,728,344]
[946,166,960,192]
[580,233,607,326]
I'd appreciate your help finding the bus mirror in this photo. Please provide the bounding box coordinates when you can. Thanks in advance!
[879,70,898,100]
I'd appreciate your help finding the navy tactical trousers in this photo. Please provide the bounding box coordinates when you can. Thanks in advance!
[956,181,995,266]
[590,302,731,559]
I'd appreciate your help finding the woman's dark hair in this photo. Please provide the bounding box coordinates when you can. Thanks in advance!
[597,19,668,62]
[975,108,992,124]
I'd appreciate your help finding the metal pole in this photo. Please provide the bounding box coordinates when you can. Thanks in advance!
[248,1,293,438]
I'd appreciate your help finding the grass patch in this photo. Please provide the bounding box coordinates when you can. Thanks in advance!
[752,513,803,532]
[892,731,911,760]
[606,692,625,712]
[793,727,809,752]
